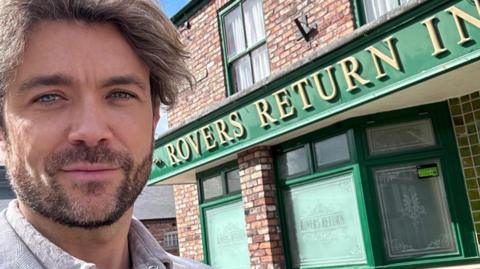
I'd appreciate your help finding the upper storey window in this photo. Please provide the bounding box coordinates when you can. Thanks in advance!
[363,0,412,22]
[221,0,270,95]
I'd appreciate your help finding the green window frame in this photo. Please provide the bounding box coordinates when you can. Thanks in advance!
[219,0,270,96]
[197,161,251,269]
[275,102,479,269]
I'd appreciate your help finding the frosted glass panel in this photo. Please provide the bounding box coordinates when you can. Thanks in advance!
[285,173,367,267]
[227,169,241,193]
[232,55,253,92]
[243,0,265,47]
[251,45,270,82]
[315,133,350,168]
[203,175,223,200]
[279,147,309,178]
[367,119,436,155]
[206,201,251,269]
[374,161,457,260]
[225,6,246,58]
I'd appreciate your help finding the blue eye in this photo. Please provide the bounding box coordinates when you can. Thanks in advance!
[109,91,135,99]
[34,94,62,104]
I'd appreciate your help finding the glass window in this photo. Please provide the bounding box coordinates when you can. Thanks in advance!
[363,0,412,23]
[374,161,457,260]
[285,173,367,267]
[205,201,251,269]
[367,119,436,155]
[203,175,224,200]
[226,169,241,193]
[279,146,309,178]
[315,133,350,168]
[222,0,270,93]
[163,231,179,250]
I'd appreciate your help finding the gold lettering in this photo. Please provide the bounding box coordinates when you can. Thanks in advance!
[446,1,480,44]
[176,138,191,160]
[365,36,401,79]
[422,16,448,56]
[200,126,217,151]
[338,56,371,91]
[273,88,296,120]
[229,112,245,138]
[254,99,278,128]
[214,119,234,145]
[292,78,312,110]
[165,144,181,165]
[186,132,201,155]
[312,66,337,101]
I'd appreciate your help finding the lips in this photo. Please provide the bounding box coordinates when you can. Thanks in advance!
[60,163,120,182]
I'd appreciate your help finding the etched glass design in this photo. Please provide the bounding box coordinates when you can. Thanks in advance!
[206,201,251,269]
[285,173,367,267]
[374,161,457,260]
[314,133,350,168]
[367,119,436,155]
[227,169,241,193]
[279,147,309,178]
[202,175,224,200]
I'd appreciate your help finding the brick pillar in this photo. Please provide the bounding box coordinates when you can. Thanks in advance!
[173,184,204,261]
[238,146,285,269]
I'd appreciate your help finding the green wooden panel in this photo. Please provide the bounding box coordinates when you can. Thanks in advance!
[205,201,251,269]
[149,0,480,184]
[285,172,367,267]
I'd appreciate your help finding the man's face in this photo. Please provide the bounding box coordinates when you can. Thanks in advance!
[2,21,159,228]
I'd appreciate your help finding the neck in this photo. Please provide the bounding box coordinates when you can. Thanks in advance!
[18,201,132,269]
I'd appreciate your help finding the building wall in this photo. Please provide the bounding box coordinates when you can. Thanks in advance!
[170,0,357,260]
[141,219,180,256]
[173,184,204,261]
[448,91,480,245]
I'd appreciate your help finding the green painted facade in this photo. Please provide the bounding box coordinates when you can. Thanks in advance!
[150,0,480,185]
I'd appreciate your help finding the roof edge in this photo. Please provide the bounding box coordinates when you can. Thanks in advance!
[171,0,210,27]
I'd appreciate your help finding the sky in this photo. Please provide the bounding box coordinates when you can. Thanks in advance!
[158,0,189,17]
[154,0,189,138]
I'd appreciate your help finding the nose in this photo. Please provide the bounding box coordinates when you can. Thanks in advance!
[67,98,113,147]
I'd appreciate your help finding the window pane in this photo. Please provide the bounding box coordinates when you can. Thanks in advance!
[363,0,412,22]
[367,119,436,155]
[243,0,265,47]
[225,6,246,58]
[278,147,309,178]
[374,161,457,260]
[315,133,350,168]
[285,173,367,267]
[251,45,270,82]
[203,175,223,200]
[206,201,251,269]
[232,55,253,92]
[227,169,241,193]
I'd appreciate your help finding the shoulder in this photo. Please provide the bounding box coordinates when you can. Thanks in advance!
[167,254,212,269]
[0,209,43,269]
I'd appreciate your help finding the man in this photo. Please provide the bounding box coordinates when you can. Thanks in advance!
[0,1,208,268]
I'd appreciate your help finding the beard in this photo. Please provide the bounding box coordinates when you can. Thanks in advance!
[6,142,152,229]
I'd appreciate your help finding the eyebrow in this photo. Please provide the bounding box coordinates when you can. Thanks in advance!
[101,75,147,92]
[18,74,147,92]
[19,73,74,92]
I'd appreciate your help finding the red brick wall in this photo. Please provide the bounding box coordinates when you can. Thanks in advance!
[170,0,357,263]
[169,0,355,128]
[238,146,285,269]
[173,184,204,261]
[265,0,355,73]
[141,219,179,256]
